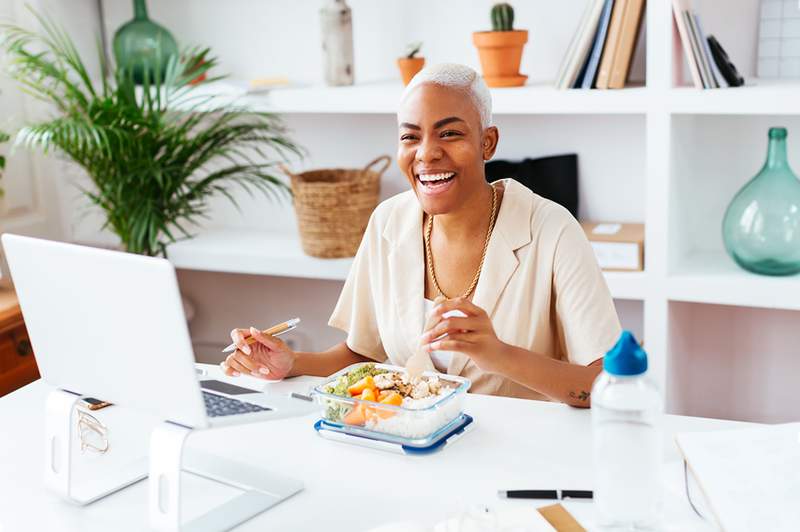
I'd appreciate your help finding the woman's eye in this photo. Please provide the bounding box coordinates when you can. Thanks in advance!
[400,134,417,141]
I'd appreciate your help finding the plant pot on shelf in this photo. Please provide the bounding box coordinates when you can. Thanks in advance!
[285,156,389,258]
[472,30,528,87]
[397,56,425,86]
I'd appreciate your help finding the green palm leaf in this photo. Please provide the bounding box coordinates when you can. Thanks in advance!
[1,9,302,256]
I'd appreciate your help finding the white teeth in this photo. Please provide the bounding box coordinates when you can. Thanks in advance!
[418,172,455,182]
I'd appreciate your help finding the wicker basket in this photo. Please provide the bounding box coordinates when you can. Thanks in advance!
[286,156,390,258]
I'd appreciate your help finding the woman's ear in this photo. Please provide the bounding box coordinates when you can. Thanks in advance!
[482,126,500,161]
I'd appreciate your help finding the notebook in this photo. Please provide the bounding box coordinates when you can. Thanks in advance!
[675,422,800,532]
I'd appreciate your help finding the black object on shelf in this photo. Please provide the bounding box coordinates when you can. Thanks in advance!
[707,35,744,87]
[485,153,579,218]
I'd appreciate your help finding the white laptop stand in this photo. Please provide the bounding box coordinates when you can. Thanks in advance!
[149,421,303,532]
[44,389,149,505]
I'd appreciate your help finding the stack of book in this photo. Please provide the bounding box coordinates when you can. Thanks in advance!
[672,0,726,88]
[555,0,646,90]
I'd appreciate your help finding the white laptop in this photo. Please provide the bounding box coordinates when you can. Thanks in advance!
[1,233,315,428]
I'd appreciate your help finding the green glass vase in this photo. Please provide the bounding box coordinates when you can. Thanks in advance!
[113,0,178,84]
[722,127,800,276]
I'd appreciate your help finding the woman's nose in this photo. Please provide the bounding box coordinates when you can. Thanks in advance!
[415,137,443,163]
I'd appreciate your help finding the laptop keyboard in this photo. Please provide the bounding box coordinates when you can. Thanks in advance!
[202,391,271,417]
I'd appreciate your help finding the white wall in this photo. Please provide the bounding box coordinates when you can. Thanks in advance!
[668,301,800,423]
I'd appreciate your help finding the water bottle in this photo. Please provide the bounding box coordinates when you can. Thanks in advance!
[591,331,663,530]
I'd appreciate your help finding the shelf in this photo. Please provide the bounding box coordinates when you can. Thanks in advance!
[189,80,650,115]
[603,270,649,301]
[668,251,800,311]
[166,230,352,281]
[669,79,800,115]
[166,229,647,299]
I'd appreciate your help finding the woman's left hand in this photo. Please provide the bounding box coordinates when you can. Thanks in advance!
[420,297,509,375]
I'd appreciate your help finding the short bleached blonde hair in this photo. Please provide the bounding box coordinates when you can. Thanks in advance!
[400,63,493,129]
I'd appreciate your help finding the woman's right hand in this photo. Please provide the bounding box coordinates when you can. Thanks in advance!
[220,326,297,380]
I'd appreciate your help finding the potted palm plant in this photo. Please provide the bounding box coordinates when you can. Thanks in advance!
[397,41,425,86]
[1,12,301,257]
[472,3,528,87]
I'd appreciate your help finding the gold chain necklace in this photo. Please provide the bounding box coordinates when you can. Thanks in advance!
[425,184,498,299]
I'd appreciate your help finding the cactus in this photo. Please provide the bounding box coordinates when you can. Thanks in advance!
[405,41,422,59]
[491,3,514,32]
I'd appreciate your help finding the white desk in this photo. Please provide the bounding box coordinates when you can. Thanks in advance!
[0,365,749,531]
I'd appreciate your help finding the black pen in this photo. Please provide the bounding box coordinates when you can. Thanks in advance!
[497,489,593,500]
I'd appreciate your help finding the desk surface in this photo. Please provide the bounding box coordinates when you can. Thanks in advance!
[0,366,749,532]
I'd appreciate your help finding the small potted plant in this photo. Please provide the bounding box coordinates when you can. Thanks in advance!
[472,3,528,87]
[397,41,425,86]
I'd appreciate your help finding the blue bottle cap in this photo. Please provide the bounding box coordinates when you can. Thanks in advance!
[603,330,648,376]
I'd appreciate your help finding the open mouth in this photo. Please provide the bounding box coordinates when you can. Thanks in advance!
[416,172,456,193]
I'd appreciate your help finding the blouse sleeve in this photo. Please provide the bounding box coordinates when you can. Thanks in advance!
[328,212,388,362]
[552,218,622,365]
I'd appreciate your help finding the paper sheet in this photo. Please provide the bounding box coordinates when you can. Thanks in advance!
[676,422,800,532]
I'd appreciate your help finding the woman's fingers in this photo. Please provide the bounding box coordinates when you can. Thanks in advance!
[227,351,263,376]
[249,327,287,352]
[421,316,481,343]
[424,335,475,353]
[224,355,249,376]
[230,328,251,355]
[431,297,484,320]
[220,360,238,377]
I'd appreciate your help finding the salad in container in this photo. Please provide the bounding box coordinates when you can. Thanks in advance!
[311,362,471,441]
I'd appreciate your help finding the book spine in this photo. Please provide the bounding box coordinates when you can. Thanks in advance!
[581,0,615,89]
[607,0,645,89]
[693,12,724,87]
[556,0,596,89]
[562,0,608,89]
[684,9,710,88]
[595,0,628,89]
[671,0,703,88]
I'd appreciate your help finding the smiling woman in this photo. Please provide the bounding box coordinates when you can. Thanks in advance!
[222,64,622,408]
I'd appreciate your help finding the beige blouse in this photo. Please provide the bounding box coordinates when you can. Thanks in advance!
[328,178,621,401]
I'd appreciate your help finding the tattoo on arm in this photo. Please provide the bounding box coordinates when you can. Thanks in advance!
[569,390,590,402]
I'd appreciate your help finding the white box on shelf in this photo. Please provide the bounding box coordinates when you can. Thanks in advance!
[581,222,644,271]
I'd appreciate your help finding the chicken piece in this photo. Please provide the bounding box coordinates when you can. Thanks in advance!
[427,375,442,395]
[373,373,396,390]
[411,379,431,399]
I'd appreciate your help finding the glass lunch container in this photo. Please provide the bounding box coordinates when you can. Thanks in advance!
[311,362,471,442]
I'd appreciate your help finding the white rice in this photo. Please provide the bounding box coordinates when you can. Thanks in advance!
[364,387,462,439]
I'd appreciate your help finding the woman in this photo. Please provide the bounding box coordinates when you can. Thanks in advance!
[222,64,621,407]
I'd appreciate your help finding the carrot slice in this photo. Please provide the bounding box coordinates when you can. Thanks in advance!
[347,376,375,396]
[342,404,366,426]
[379,392,402,406]
[360,388,376,402]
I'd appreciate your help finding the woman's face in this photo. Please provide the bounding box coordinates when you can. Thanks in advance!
[397,83,498,215]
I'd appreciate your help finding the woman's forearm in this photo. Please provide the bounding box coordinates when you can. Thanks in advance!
[288,341,372,377]
[497,344,603,408]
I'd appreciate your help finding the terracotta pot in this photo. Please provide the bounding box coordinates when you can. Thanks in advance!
[472,30,528,87]
[397,56,425,86]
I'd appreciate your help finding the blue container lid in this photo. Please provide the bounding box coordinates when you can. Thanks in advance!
[603,330,648,376]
